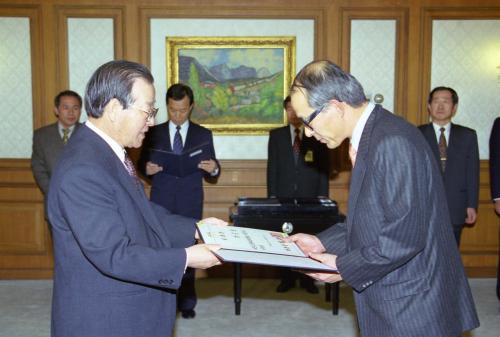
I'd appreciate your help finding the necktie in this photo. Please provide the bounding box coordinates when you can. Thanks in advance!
[62,128,70,144]
[173,125,183,154]
[438,127,447,172]
[124,152,138,178]
[349,143,357,167]
[293,128,301,162]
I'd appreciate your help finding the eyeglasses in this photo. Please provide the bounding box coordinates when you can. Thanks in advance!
[132,105,159,121]
[301,104,326,131]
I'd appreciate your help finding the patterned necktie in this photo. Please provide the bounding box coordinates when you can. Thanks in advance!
[124,152,138,178]
[438,127,447,172]
[62,128,70,144]
[173,125,183,154]
[293,128,301,162]
[349,143,357,167]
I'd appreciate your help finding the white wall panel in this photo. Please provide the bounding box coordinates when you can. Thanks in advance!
[68,18,114,122]
[350,20,396,113]
[150,18,314,159]
[0,17,33,158]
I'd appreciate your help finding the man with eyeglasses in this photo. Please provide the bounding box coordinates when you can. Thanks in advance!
[267,95,329,294]
[287,60,479,337]
[139,83,220,319]
[47,60,225,337]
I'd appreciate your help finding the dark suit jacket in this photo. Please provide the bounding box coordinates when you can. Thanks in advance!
[139,121,219,219]
[47,125,196,337]
[31,122,81,194]
[418,123,479,225]
[490,117,500,200]
[318,105,479,337]
[267,125,329,198]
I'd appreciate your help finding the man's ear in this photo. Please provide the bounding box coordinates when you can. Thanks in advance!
[451,104,458,117]
[328,99,344,117]
[54,107,59,117]
[106,98,123,122]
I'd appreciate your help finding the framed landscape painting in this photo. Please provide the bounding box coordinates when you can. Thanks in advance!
[166,36,296,134]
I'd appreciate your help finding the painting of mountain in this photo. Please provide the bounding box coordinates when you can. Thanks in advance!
[177,47,285,126]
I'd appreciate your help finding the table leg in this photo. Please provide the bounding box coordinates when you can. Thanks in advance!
[331,282,339,315]
[234,263,241,315]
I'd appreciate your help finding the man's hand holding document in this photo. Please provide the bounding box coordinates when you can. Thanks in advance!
[196,222,338,272]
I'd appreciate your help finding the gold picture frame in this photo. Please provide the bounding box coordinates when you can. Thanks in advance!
[166,36,296,134]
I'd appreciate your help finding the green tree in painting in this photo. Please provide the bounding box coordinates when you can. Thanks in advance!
[211,86,229,113]
[187,63,203,106]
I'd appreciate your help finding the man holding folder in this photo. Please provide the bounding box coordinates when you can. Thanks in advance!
[140,83,220,319]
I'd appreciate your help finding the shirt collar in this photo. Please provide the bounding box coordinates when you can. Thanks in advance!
[350,102,376,151]
[85,120,126,162]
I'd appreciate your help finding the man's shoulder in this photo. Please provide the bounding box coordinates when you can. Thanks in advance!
[417,123,431,131]
[269,125,288,136]
[451,123,477,136]
[34,122,58,135]
[188,121,212,134]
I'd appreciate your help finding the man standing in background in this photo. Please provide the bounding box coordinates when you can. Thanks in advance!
[31,90,82,195]
[267,95,329,294]
[489,117,500,304]
[419,86,479,246]
[140,83,220,319]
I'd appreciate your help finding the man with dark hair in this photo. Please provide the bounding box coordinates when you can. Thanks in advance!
[288,60,479,337]
[267,95,329,294]
[139,83,220,319]
[489,117,500,303]
[47,60,225,337]
[418,86,479,246]
[31,90,82,195]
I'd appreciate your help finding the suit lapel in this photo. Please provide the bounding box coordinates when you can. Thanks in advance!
[165,121,173,152]
[346,105,379,231]
[184,123,195,151]
[425,124,441,163]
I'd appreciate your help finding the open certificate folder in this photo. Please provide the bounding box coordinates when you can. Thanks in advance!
[148,142,211,177]
[197,223,338,272]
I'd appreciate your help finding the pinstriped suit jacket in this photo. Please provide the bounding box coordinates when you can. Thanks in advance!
[318,105,479,337]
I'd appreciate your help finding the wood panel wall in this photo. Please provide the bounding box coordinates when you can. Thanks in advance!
[0,0,499,279]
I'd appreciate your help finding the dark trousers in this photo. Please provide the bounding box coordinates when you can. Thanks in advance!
[280,268,314,287]
[177,267,197,311]
[452,225,463,247]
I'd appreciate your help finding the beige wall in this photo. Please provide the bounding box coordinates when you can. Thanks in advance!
[0,0,498,278]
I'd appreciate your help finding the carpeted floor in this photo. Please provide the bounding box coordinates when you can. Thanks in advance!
[0,278,498,337]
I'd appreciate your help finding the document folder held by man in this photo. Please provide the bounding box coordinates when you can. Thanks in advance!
[149,142,211,177]
[197,222,338,272]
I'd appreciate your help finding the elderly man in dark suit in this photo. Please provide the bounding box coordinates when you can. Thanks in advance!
[418,86,479,246]
[490,117,500,303]
[139,83,220,319]
[47,60,225,337]
[31,90,82,195]
[267,95,329,293]
[288,60,479,337]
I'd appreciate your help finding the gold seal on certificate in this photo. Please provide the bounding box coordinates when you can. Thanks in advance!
[196,222,337,272]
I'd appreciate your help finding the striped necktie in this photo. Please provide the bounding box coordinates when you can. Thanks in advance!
[438,127,447,172]
[173,125,183,154]
[62,128,70,144]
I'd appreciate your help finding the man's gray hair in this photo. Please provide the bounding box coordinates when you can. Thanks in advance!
[291,60,367,109]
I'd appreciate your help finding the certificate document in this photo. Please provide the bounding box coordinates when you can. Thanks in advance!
[197,223,337,272]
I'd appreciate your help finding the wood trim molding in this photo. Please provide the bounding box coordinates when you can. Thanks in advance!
[339,7,409,118]
[54,5,126,92]
[138,5,328,68]
[419,7,500,124]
